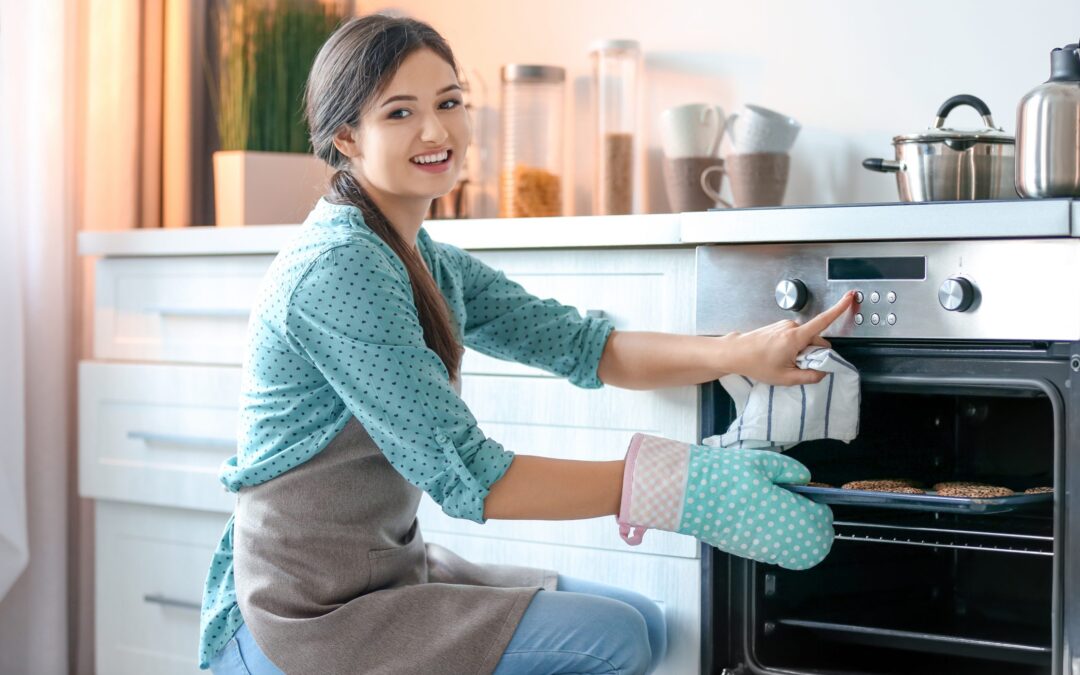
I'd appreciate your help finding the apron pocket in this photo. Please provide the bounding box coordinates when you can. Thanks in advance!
[367,519,427,591]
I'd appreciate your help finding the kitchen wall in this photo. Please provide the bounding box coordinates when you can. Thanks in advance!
[368,0,1079,215]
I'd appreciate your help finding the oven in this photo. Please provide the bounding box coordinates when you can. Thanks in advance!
[694,232,1080,674]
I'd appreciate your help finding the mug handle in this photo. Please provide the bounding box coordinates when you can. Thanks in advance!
[700,164,733,208]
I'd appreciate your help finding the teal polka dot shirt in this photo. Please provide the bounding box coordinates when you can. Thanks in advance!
[197,198,615,668]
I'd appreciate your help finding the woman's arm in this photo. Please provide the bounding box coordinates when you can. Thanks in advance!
[484,455,624,520]
[597,293,855,390]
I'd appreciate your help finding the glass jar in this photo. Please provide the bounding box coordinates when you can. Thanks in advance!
[499,64,565,218]
[590,40,640,215]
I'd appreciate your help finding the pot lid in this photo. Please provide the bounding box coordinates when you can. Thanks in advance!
[893,94,1014,145]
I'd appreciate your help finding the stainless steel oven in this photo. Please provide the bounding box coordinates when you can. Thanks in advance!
[691,201,1080,674]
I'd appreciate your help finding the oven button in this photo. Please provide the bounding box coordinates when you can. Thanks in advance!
[854,313,864,325]
[938,277,975,312]
[854,291,864,304]
[887,313,897,325]
[870,313,880,325]
[887,291,897,303]
[870,291,880,303]
[775,279,808,312]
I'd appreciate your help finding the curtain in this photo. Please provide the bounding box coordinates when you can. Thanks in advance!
[0,0,79,672]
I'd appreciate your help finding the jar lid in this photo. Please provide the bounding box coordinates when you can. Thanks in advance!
[501,64,566,83]
[588,39,640,54]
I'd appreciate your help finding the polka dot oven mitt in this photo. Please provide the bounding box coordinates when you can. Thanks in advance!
[617,433,834,570]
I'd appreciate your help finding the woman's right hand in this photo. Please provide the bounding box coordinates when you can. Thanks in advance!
[717,291,855,386]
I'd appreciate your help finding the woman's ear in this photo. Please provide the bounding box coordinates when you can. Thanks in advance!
[332,124,360,160]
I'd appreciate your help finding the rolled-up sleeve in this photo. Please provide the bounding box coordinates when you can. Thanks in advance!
[285,244,512,523]
[442,243,615,389]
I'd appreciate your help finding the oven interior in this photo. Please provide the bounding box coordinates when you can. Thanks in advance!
[706,372,1060,674]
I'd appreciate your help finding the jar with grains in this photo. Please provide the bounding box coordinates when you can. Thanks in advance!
[499,64,565,218]
[590,39,640,215]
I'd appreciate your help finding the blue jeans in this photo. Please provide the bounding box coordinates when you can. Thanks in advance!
[209,575,667,675]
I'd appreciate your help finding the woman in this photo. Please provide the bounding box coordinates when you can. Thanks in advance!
[198,14,852,675]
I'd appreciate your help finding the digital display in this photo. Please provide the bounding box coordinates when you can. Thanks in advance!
[827,256,926,281]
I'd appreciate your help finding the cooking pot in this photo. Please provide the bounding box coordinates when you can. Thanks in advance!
[863,94,1017,202]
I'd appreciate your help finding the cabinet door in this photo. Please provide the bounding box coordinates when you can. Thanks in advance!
[421,530,701,675]
[418,374,699,557]
[461,248,696,377]
[95,502,229,675]
[79,361,239,513]
[94,255,272,365]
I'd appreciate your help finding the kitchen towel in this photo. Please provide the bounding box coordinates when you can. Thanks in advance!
[702,347,860,451]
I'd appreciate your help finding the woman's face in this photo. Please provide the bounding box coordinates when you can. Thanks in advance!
[345,48,471,202]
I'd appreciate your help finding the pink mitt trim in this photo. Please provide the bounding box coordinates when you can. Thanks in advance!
[618,433,648,545]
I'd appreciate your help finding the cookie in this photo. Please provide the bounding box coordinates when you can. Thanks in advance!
[932,481,992,492]
[842,479,921,491]
[1024,486,1054,494]
[935,484,1014,498]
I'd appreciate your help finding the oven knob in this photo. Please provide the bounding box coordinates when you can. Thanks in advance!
[938,277,976,312]
[775,279,808,312]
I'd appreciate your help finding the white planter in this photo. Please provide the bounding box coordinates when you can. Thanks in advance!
[212,150,331,227]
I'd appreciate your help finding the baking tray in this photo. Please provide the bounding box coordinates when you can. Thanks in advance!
[780,484,1053,514]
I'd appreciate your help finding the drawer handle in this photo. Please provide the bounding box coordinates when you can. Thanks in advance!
[144,306,250,318]
[127,430,236,449]
[143,594,201,611]
[585,309,606,319]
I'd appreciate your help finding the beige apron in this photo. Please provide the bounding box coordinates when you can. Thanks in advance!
[233,416,556,675]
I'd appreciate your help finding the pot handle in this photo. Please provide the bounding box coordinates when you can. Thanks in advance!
[862,158,903,173]
[933,94,996,129]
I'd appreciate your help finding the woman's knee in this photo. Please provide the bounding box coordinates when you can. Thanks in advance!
[587,597,653,674]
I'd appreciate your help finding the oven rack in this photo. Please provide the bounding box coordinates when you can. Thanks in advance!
[833,520,1053,556]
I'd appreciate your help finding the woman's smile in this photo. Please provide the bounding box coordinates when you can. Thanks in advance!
[410,147,453,174]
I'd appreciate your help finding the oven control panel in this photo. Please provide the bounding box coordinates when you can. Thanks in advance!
[697,239,1080,341]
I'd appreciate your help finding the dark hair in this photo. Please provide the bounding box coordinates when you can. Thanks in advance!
[305,14,462,379]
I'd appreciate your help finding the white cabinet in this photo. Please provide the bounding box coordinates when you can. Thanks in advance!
[79,235,702,674]
[95,502,229,675]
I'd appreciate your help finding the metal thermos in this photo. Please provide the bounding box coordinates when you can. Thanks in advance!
[1016,40,1080,198]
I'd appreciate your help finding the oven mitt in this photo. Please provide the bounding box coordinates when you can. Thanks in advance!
[617,433,834,570]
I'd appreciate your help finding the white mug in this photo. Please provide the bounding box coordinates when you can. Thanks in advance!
[725,104,801,154]
[660,103,726,159]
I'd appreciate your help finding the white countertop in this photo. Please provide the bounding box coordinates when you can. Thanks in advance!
[77,200,1079,257]
[77,213,684,257]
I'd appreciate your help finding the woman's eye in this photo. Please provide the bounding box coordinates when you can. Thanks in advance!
[439,98,462,110]
[388,108,412,119]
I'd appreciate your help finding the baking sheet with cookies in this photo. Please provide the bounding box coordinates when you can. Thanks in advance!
[781,482,1054,514]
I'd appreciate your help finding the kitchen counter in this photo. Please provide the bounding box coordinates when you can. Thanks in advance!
[77,199,1080,257]
[77,213,684,256]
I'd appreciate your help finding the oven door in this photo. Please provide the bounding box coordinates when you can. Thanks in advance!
[700,340,1078,675]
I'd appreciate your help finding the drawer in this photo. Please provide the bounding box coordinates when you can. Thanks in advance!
[418,374,699,558]
[420,530,701,675]
[79,361,239,512]
[94,255,272,364]
[462,248,695,377]
[95,502,229,675]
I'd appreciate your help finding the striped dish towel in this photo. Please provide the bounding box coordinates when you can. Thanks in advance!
[702,347,860,451]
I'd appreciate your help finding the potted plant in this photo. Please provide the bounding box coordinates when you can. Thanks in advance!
[208,0,344,226]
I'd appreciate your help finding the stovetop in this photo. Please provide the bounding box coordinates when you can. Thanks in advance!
[681,199,1079,244]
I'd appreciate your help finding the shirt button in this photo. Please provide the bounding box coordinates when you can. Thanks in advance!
[435,433,450,444]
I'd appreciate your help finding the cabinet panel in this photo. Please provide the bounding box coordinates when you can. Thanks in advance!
[94,255,272,365]
[95,502,229,675]
[79,361,239,513]
[462,248,695,377]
